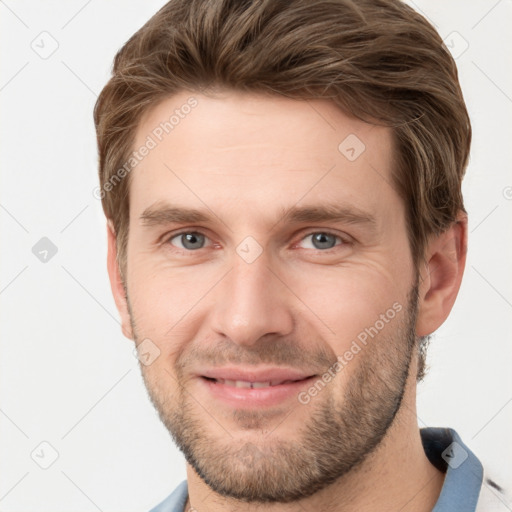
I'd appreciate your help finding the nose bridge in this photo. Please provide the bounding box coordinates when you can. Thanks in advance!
[210,248,293,345]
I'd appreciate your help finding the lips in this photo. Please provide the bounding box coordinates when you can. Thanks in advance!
[198,367,316,385]
[196,368,318,407]
[205,377,314,389]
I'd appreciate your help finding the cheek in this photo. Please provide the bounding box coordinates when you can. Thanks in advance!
[283,262,408,344]
[127,258,219,352]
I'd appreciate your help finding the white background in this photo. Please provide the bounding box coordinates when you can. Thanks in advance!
[1,1,511,510]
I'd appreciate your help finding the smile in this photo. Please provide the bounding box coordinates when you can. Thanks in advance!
[205,377,307,388]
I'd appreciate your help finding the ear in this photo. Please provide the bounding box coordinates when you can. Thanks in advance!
[416,212,468,337]
[106,220,134,340]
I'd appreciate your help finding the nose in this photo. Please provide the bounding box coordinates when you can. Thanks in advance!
[209,251,294,347]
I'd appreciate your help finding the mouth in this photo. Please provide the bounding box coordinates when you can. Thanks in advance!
[197,370,318,407]
[202,376,312,388]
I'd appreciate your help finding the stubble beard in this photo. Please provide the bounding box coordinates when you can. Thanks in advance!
[132,285,419,503]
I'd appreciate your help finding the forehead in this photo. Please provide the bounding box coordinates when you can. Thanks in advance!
[129,90,398,226]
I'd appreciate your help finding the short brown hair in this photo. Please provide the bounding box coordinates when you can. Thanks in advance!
[94,0,471,380]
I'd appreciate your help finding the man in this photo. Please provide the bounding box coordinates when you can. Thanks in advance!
[94,0,507,510]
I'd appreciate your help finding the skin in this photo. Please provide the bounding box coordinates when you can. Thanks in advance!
[107,89,467,512]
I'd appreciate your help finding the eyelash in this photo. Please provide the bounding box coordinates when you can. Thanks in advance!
[163,229,350,254]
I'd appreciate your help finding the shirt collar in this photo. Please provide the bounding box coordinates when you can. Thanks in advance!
[421,427,483,511]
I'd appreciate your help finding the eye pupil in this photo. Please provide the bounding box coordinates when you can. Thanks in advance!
[312,233,337,250]
[181,232,204,250]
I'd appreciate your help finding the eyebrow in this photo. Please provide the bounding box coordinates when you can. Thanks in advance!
[139,201,376,230]
[276,204,376,228]
[140,203,212,226]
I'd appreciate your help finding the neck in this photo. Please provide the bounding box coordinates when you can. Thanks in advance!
[185,371,445,512]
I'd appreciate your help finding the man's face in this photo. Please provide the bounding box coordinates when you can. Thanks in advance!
[123,90,419,502]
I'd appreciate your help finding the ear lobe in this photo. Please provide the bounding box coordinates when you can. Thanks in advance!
[416,213,468,337]
[106,221,134,340]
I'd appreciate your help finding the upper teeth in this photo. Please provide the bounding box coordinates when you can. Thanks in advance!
[215,379,295,388]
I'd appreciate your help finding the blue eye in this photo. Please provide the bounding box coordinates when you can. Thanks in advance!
[169,232,207,250]
[299,232,342,250]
